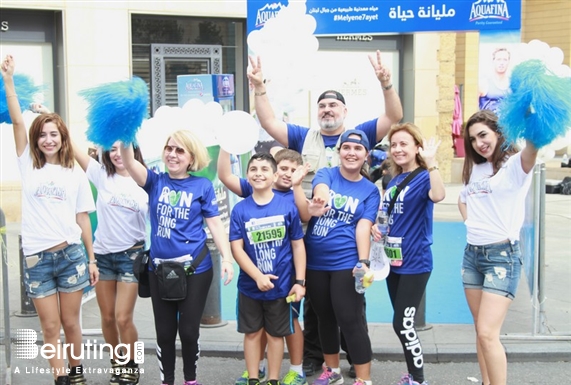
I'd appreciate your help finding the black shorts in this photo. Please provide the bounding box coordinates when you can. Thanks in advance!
[236,291,294,337]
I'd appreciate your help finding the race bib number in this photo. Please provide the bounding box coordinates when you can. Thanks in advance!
[245,215,286,245]
[384,236,403,267]
[251,226,286,244]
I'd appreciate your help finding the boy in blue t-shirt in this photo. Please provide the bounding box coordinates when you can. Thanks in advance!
[219,148,308,385]
[229,152,306,385]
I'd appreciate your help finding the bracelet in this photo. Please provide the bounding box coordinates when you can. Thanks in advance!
[88,260,97,265]
[254,91,266,96]
[382,84,393,91]
[428,166,439,172]
[222,260,233,264]
[6,94,18,98]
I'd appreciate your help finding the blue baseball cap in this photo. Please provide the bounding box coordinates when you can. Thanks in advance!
[339,129,370,152]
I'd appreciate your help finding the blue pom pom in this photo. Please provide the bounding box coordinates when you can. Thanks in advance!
[80,77,149,149]
[0,74,42,124]
[498,59,571,148]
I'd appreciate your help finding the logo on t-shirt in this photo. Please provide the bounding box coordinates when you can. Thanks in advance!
[155,187,193,239]
[311,189,360,237]
[34,181,66,201]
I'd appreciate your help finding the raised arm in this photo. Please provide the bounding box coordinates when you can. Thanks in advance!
[520,140,538,174]
[1,55,28,156]
[247,56,288,146]
[120,142,148,186]
[368,50,404,142]
[217,148,243,196]
[420,137,446,203]
[72,141,93,172]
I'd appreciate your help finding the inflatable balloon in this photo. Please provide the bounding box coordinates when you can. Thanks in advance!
[214,110,259,155]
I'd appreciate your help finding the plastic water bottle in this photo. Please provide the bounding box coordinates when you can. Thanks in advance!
[354,262,367,294]
[376,210,389,245]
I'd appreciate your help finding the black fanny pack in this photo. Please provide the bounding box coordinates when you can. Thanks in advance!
[132,249,151,298]
[154,245,208,301]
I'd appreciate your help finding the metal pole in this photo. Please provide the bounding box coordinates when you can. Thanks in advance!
[538,163,547,334]
[1,208,12,384]
[415,292,432,332]
[15,235,36,317]
[200,237,227,328]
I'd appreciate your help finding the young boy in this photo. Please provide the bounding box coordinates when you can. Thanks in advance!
[228,152,306,385]
[219,148,308,385]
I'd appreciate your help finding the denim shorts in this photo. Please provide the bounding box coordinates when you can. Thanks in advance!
[96,248,142,283]
[461,241,523,300]
[23,243,90,298]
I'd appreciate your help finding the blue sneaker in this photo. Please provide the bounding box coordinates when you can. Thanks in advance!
[235,368,267,385]
[311,367,343,385]
[281,370,308,385]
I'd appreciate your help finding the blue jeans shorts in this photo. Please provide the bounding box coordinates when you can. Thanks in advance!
[23,243,90,298]
[461,241,523,300]
[96,248,142,283]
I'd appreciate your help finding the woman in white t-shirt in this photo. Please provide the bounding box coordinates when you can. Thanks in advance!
[74,141,148,385]
[2,55,98,385]
[458,110,538,385]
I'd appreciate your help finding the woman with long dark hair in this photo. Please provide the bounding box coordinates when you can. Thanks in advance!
[459,110,538,385]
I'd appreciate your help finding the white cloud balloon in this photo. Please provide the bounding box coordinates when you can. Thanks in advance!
[214,110,260,155]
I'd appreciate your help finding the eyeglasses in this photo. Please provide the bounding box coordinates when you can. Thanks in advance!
[164,145,186,155]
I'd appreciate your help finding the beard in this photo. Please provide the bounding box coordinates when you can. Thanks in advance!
[319,117,343,132]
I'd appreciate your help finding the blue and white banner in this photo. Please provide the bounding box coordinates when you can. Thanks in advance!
[247,0,521,35]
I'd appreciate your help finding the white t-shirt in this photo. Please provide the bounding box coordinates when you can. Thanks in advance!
[86,158,148,254]
[17,145,95,255]
[459,152,533,245]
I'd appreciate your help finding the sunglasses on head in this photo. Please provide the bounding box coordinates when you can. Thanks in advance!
[164,145,186,155]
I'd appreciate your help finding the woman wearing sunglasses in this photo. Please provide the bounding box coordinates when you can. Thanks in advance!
[121,130,234,385]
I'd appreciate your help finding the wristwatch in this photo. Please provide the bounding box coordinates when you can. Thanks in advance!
[359,259,371,268]
[295,279,306,287]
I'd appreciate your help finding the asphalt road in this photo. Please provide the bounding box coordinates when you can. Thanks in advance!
[8,354,571,384]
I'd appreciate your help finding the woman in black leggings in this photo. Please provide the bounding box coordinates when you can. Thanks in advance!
[374,123,445,385]
[121,130,234,385]
[294,130,380,385]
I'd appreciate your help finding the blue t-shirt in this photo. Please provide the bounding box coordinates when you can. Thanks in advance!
[286,119,379,152]
[230,194,304,301]
[238,177,294,202]
[382,170,433,274]
[305,167,380,271]
[144,170,219,274]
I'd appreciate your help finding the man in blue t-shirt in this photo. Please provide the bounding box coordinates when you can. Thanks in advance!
[247,51,402,197]
[247,51,403,377]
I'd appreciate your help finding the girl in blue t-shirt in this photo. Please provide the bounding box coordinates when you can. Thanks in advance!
[294,130,380,385]
[375,123,445,385]
[121,130,234,385]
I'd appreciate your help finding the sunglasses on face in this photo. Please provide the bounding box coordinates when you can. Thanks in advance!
[164,145,186,155]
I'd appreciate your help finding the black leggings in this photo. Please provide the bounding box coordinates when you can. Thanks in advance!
[386,271,431,383]
[149,268,213,385]
[306,269,371,365]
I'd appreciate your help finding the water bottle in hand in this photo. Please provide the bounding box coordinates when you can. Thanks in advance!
[376,210,389,245]
[354,262,367,293]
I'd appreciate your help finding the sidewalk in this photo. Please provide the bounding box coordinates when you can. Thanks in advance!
[3,184,571,363]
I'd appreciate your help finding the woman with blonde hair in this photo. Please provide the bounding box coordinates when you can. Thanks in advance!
[120,129,234,385]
